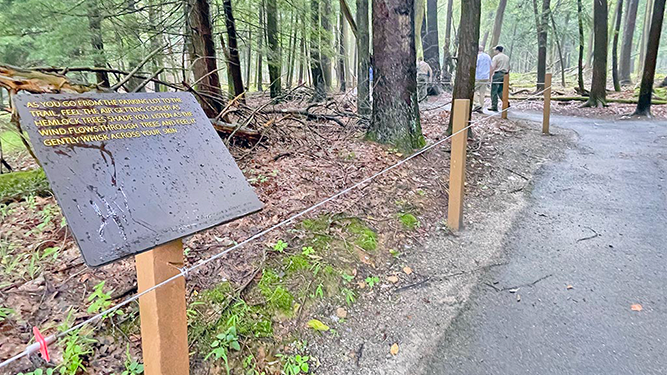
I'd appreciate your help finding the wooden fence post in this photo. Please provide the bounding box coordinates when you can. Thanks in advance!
[136,239,190,375]
[447,99,470,231]
[501,73,510,119]
[543,73,552,134]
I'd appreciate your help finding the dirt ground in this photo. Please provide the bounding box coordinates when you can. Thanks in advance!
[306,117,575,374]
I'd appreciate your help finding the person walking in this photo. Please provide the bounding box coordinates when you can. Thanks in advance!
[490,45,510,112]
[417,57,433,103]
[474,45,492,112]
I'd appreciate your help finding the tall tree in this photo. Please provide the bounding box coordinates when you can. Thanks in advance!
[634,0,666,116]
[586,0,609,107]
[414,0,426,57]
[368,0,425,152]
[222,0,245,100]
[489,0,508,52]
[611,0,623,92]
[311,0,326,101]
[423,0,441,82]
[87,0,109,87]
[356,0,371,114]
[257,1,264,92]
[619,0,640,84]
[533,0,551,91]
[447,0,481,134]
[187,0,223,117]
[266,0,282,97]
[577,0,587,94]
[441,0,455,84]
[637,0,654,76]
[321,0,333,88]
[337,6,347,92]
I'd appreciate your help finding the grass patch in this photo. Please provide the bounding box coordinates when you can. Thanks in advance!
[0,169,50,203]
[398,213,420,230]
[344,218,378,252]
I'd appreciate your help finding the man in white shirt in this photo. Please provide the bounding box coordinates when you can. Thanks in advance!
[474,45,492,112]
[490,45,510,111]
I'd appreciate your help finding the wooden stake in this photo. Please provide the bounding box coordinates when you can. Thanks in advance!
[543,73,552,134]
[136,240,190,375]
[501,73,510,119]
[447,99,470,231]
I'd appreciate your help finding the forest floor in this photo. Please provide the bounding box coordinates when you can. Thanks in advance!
[0,87,661,375]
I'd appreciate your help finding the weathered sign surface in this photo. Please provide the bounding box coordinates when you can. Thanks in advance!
[15,92,262,267]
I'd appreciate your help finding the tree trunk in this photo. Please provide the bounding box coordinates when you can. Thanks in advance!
[266,0,282,97]
[441,0,454,85]
[87,0,109,88]
[321,0,333,89]
[257,2,265,91]
[550,12,566,87]
[148,0,165,91]
[311,0,326,101]
[369,0,425,152]
[246,28,252,90]
[338,6,347,92]
[634,0,665,116]
[586,0,609,107]
[533,0,551,91]
[423,0,441,81]
[414,0,426,58]
[187,0,224,117]
[447,0,481,134]
[286,10,297,89]
[611,0,623,92]
[356,0,371,114]
[637,0,654,76]
[222,0,245,100]
[619,0,639,84]
[577,0,587,93]
[490,0,508,51]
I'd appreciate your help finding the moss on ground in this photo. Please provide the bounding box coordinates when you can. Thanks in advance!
[0,169,50,203]
[343,218,378,252]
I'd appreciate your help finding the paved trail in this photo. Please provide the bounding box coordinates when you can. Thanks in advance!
[424,113,667,374]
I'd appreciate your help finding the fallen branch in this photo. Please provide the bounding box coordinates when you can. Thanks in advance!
[510,95,667,105]
[211,119,261,143]
[261,108,348,127]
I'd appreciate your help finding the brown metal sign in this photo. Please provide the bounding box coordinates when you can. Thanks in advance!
[14,92,262,267]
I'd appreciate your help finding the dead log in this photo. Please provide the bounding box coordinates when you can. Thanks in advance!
[211,119,261,143]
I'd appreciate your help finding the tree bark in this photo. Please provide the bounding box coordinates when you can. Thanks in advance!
[311,0,326,101]
[423,0,441,82]
[619,0,639,84]
[586,0,609,107]
[257,1,265,91]
[187,0,224,117]
[577,0,587,94]
[447,0,481,134]
[321,0,333,89]
[550,11,566,87]
[490,0,508,51]
[356,0,371,114]
[533,0,551,91]
[414,0,426,58]
[441,0,454,85]
[339,0,358,37]
[222,0,245,100]
[637,0,654,76]
[87,0,109,88]
[611,0,623,92]
[266,0,282,97]
[368,0,425,152]
[634,0,665,116]
[338,6,347,91]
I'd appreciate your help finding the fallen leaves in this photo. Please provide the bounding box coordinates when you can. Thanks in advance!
[336,308,348,319]
[403,266,413,275]
[390,343,399,356]
[631,304,643,312]
[307,319,330,331]
[387,275,399,283]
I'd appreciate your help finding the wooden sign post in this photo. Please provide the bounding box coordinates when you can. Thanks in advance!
[136,240,189,375]
[14,92,263,374]
[501,73,510,119]
[543,73,552,134]
[447,99,470,231]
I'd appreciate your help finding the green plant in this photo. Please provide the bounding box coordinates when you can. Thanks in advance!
[398,213,420,230]
[365,276,380,288]
[0,306,13,321]
[36,204,60,232]
[341,288,356,306]
[312,283,324,299]
[277,354,310,375]
[120,346,144,375]
[205,326,241,375]
[389,249,401,258]
[301,246,314,257]
[273,240,288,252]
[341,272,354,283]
[57,313,96,375]
[17,369,55,375]
[0,203,13,220]
[87,281,122,319]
